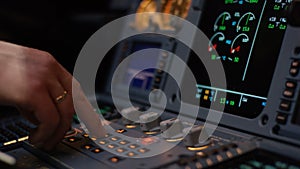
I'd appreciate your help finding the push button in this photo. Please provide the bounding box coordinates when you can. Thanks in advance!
[291,60,300,67]
[290,68,299,76]
[283,89,294,98]
[290,60,300,76]
[286,81,297,89]
[279,100,291,111]
[276,113,288,125]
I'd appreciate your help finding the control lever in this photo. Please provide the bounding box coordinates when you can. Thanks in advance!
[121,107,141,125]
[160,118,184,139]
[183,125,211,147]
[288,0,300,26]
[139,112,161,132]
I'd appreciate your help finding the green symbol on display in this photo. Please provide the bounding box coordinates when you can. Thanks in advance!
[274,5,280,10]
[234,57,239,63]
[220,98,226,104]
[279,24,287,30]
[225,0,234,4]
[219,26,226,31]
[268,24,275,29]
[242,26,250,32]
[230,101,235,106]
[249,0,258,3]
[211,54,217,60]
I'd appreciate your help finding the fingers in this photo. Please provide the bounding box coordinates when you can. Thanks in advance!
[56,62,106,139]
[44,80,74,151]
[29,91,60,147]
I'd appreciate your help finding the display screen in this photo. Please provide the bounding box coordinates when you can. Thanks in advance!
[183,0,291,118]
[123,42,161,91]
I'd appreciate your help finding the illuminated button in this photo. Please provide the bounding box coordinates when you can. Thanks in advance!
[125,124,137,129]
[249,160,263,168]
[206,159,213,166]
[116,148,127,153]
[99,140,107,145]
[276,113,288,125]
[92,148,102,153]
[195,162,203,169]
[286,81,297,89]
[239,164,254,169]
[236,148,242,155]
[216,155,223,162]
[161,52,168,58]
[82,144,93,150]
[105,133,112,138]
[283,89,294,98]
[109,157,121,163]
[83,134,89,138]
[290,67,299,76]
[226,151,233,158]
[159,61,165,69]
[128,144,139,149]
[274,161,288,169]
[138,148,149,153]
[116,129,127,134]
[196,152,208,158]
[291,60,300,67]
[119,140,129,145]
[127,152,137,157]
[107,144,118,149]
[66,137,79,143]
[140,137,157,145]
[279,100,291,111]
[110,137,120,141]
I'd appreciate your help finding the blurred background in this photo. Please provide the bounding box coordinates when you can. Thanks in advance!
[0,0,135,73]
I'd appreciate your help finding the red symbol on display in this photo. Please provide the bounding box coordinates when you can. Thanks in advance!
[230,46,240,54]
[208,44,217,52]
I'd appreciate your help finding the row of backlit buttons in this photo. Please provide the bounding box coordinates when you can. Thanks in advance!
[98,135,150,157]
[277,59,300,125]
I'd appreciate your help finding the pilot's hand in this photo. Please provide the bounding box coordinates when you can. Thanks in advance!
[0,41,75,151]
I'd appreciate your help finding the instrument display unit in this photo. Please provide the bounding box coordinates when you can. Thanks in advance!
[182,0,292,118]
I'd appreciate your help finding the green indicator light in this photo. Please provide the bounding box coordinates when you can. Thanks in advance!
[230,101,235,106]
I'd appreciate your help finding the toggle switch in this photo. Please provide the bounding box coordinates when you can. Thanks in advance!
[121,107,141,125]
